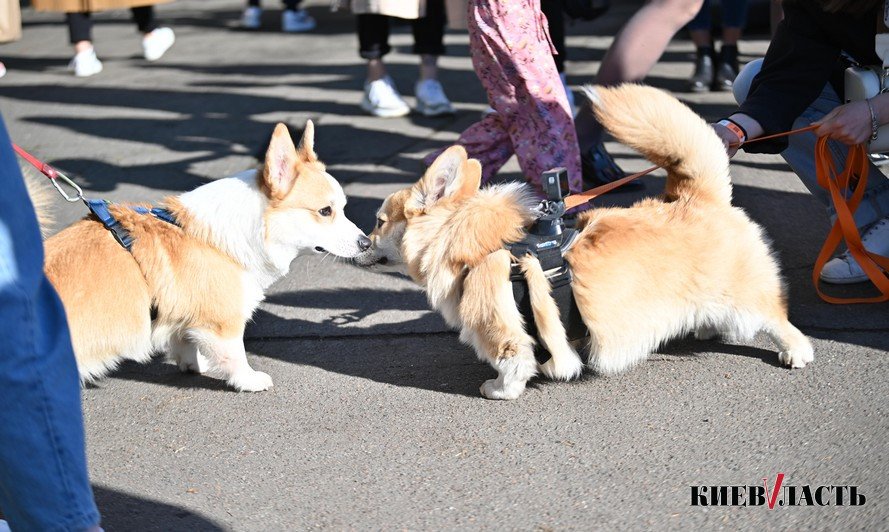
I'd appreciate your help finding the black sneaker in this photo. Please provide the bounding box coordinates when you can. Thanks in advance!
[580,142,646,191]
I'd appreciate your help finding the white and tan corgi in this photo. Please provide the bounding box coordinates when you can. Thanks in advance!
[355,84,814,400]
[42,121,369,392]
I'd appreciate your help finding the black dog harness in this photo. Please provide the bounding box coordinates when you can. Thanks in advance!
[507,227,588,365]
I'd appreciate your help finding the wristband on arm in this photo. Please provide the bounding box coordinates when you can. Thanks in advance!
[717,118,748,144]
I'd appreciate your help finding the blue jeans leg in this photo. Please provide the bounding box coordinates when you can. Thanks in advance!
[781,84,889,230]
[0,115,100,530]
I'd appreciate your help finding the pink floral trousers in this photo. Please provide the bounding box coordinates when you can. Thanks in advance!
[425,0,583,195]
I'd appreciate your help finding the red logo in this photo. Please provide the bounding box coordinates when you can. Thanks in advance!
[763,473,785,509]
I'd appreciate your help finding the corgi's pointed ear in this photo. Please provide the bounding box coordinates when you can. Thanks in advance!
[457,159,482,199]
[407,146,476,214]
[262,123,299,200]
[297,120,317,163]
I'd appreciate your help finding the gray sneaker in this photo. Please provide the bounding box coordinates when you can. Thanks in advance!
[415,79,454,117]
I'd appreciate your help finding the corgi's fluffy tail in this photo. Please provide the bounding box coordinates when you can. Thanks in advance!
[583,83,731,204]
[22,165,55,238]
[519,255,584,381]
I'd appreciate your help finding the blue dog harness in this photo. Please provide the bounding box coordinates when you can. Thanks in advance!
[84,200,180,322]
[85,199,179,252]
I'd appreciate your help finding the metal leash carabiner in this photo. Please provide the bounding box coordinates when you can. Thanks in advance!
[48,168,84,203]
[12,143,85,203]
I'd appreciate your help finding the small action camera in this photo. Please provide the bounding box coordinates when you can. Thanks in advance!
[542,167,570,202]
[532,167,570,237]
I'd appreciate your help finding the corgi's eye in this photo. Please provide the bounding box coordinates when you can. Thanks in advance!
[318,207,332,217]
[376,217,385,229]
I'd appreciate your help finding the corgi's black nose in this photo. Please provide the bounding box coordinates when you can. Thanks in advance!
[357,235,372,252]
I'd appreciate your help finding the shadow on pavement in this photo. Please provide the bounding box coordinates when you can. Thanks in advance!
[93,485,225,531]
[0,80,467,192]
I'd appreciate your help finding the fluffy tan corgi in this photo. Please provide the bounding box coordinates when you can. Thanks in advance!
[355,84,814,400]
[43,121,370,392]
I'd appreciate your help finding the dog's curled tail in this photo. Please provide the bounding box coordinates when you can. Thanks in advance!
[583,83,732,204]
[22,165,55,238]
[519,255,584,381]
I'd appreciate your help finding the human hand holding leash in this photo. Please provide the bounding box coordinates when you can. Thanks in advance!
[813,99,877,145]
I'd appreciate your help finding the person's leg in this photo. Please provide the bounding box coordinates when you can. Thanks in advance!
[358,15,409,116]
[462,0,582,193]
[427,113,516,183]
[358,14,391,80]
[66,12,103,77]
[777,84,889,282]
[713,0,748,90]
[540,0,566,74]
[0,114,101,531]
[575,0,705,152]
[540,0,575,111]
[412,0,454,116]
[66,12,93,52]
[781,84,889,230]
[687,0,714,93]
[131,6,158,35]
[412,0,445,80]
[136,6,175,61]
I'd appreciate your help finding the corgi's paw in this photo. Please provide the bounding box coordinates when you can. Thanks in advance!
[480,378,524,400]
[778,345,814,369]
[539,352,583,381]
[231,370,274,392]
[178,352,210,374]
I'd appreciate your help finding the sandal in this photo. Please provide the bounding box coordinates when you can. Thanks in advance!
[580,141,646,191]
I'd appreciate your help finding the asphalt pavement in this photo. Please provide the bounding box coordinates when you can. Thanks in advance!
[2,1,887,529]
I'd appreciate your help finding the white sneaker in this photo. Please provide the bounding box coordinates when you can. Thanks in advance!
[241,6,262,29]
[68,48,103,77]
[415,78,454,117]
[560,72,576,115]
[361,76,410,118]
[820,216,889,284]
[282,9,316,32]
[142,27,175,62]
[0,519,10,532]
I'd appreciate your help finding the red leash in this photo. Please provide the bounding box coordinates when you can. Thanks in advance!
[11,143,84,203]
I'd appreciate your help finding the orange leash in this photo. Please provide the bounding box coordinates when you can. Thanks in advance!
[811,137,889,303]
[564,165,658,210]
[563,125,819,211]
